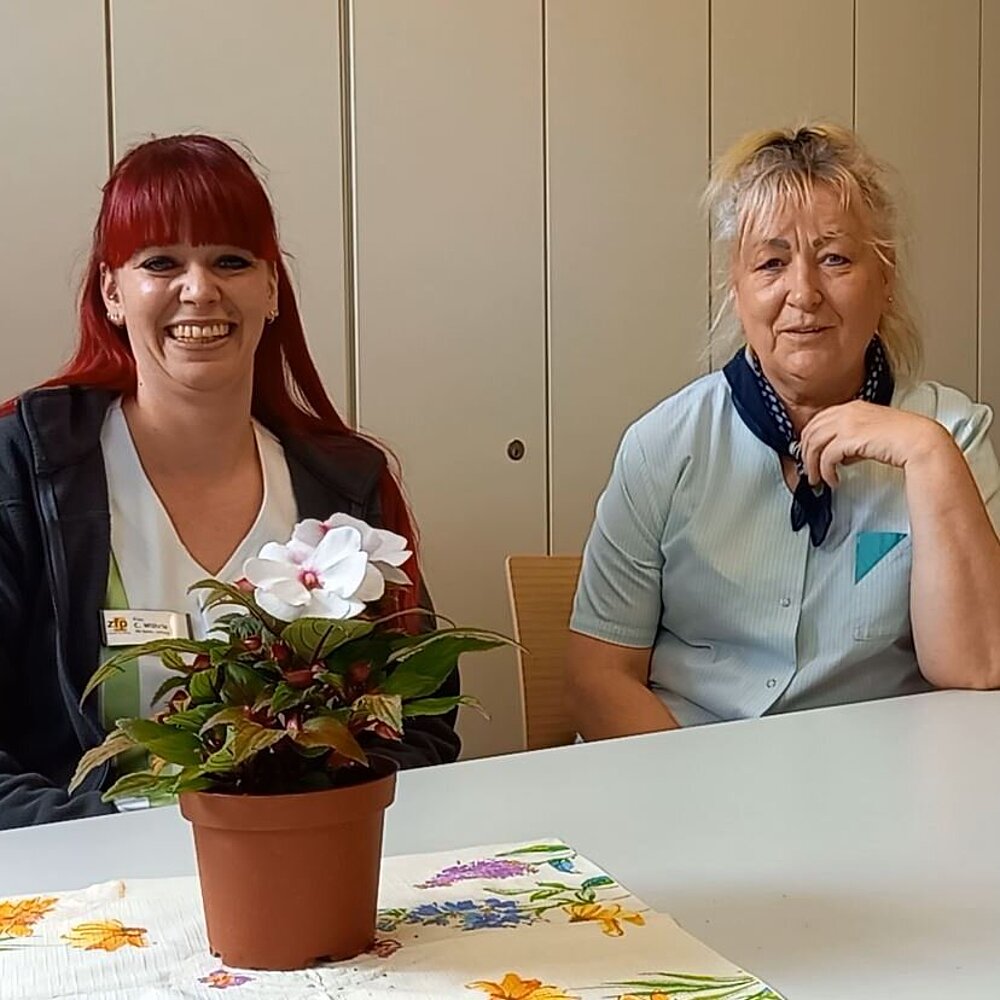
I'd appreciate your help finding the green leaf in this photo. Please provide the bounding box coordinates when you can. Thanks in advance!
[528,888,565,901]
[606,973,777,999]
[270,681,309,715]
[159,648,188,672]
[315,670,346,694]
[291,715,367,765]
[386,627,515,665]
[101,770,176,802]
[280,617,375,661]
[497,844,571,856]
[150,673,190,707]
[80,638,209,704]
[199,706,248,733]
[402,694,484,718]
[352,693,403,734]
[173,768,214,794]
[231,722,286,765]
[101,771,177,802]
[204,742,238,773]
[581,875,615,890]
[221,661,268,704]
[211,613,262,640]
[188,578,282,633]
[188,668,220,705]
[117,719,202,766]
[380,629,512,699]
[162,703,223,733]
[68,730,136,793]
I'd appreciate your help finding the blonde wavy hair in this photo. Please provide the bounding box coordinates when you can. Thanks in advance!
[703,122,922,382]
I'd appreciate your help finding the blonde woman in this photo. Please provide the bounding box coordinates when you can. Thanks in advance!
[568,124,1000,738]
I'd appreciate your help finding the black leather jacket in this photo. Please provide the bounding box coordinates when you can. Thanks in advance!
[0,387,459,829]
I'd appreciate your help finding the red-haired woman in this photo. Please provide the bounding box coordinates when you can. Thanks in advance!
[0,135,459,829]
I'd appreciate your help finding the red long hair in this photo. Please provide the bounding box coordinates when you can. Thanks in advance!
[30,134,422,620]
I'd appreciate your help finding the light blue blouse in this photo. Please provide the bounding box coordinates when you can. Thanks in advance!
[571,374,1000,726]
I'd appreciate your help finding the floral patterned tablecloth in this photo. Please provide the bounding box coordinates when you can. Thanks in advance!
[0,839,785,1000]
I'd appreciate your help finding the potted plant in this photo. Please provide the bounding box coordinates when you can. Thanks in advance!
[70,513,513,971]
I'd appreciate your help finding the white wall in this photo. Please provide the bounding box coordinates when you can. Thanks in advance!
[2,1,997,757]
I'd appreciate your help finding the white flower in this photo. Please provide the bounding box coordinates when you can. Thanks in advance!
[242,525,370,622]
[291,513,412,602]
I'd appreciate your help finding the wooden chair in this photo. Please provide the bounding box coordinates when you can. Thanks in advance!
[504,555,582,751]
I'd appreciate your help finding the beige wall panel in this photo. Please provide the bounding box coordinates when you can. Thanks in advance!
[856,0,980,398]
[547,0,709,554]
[712,0,854,154]
[0,1,107,401]
[110,0,349,410]
[982,0,1000,446]
[352,1,547,757]
[709,0,853,370]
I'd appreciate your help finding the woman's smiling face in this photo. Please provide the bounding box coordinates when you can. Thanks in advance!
[732,184,891,405]
[101,242,277,396]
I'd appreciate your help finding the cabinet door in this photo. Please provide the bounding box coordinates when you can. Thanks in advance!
[0,0,107,402]
[711,0,854,156]
[982,1,999,444]
[110,0,349,408]
[352,1,547,757]
[547,0,709,553]
[856,0,980,399]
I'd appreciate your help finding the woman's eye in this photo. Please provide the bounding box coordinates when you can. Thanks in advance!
[756,257,785,272]
[139,256,177,272]
[216,255,253,270]
[822,253,850,266]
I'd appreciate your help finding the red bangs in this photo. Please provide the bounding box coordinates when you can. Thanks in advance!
[98,135,279,266]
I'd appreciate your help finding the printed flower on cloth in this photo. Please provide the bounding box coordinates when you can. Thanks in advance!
[565,902,645,937]
[200,968,254,989]
[467,971,577,999]
[418,858,537,888]
[0,896,57,939]
[62,919,148,951]
[612,972,785,999]
[0,841,787,1000]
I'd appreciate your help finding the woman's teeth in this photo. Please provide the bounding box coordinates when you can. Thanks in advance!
[169,323,231,341]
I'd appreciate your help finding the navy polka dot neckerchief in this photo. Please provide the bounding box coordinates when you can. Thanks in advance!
[722,336,894,546]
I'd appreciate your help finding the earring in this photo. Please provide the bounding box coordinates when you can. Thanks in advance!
[266,308,279,324]
[107,310,123,326]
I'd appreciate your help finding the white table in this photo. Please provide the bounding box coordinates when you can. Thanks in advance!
[2,690,998,999]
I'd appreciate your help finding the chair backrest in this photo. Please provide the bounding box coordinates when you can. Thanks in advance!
[504,555,582,751]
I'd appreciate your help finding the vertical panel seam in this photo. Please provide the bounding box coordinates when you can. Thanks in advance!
[339,0,360,427]
[852,0,858,129]
[706,0,713,371]
[103,0,115,170]
[542,0,553,554]
[977,0,984,402]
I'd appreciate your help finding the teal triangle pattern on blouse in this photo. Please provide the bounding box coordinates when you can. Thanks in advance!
[855,531,907,583]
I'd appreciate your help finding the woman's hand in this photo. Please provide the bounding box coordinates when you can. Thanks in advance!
[799,401,954,487]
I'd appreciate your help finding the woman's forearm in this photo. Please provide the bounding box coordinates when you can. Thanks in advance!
[566,633,680,740]
[905,434,1000,688]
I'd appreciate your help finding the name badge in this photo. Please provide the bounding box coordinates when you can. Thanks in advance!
[100,609,191,646]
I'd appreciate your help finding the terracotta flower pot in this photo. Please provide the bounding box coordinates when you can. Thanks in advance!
[179,765,396,970]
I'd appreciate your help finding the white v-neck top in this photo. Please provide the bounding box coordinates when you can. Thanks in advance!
[100,398,297,713]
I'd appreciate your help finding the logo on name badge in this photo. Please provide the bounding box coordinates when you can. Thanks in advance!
[107,615,130,636]
[100,609,191,646]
